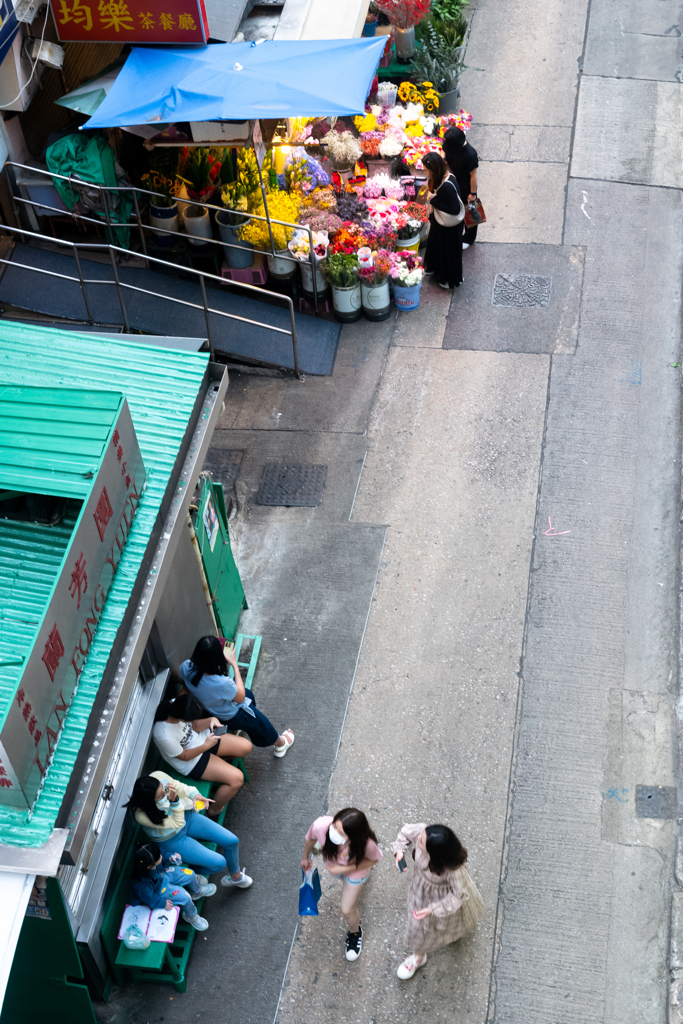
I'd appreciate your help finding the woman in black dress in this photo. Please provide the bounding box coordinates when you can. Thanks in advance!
[422,152,464,290]
[442,127,479,249]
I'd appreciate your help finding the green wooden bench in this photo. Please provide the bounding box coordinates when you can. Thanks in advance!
[100,633,261,994]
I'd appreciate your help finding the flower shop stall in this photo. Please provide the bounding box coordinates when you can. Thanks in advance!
[8,16,478,333]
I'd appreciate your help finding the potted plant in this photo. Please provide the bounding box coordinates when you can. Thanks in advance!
[411,21,466,112]
[238,190,302,279]
[321,252,362,322]
[358,249,393,321]
[373,0,432,61]
[216,148,261,268]
[390,249,424,310]
[141,151,182,247]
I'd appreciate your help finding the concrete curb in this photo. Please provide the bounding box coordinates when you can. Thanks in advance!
[672,876,683,1023]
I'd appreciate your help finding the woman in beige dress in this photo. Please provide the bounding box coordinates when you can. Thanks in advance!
[390,822,484,980]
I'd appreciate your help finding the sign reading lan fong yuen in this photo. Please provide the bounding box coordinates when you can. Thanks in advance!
[0,400,146,811]
[51,0,209,44]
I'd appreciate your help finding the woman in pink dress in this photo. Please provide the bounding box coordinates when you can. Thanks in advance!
[391,822,484,980]
[301,807,382,962]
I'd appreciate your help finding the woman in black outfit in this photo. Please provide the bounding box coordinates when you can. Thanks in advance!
[423,152,464,290]
[442,127,479,249]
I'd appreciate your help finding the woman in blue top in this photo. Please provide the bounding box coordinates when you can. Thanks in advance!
[179,636,294,757]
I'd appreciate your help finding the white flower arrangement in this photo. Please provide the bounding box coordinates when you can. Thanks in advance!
[379,134,405,158]
[322,130,362,169]
[419,114,438,136]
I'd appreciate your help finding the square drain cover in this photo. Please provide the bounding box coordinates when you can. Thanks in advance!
[635,785,678,819]
[492,273,552,308]
[256,463,327,507]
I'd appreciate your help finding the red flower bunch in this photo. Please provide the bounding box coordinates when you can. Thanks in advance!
[404,202,429,224]
[373,0,431,29]
[330,223,369,254]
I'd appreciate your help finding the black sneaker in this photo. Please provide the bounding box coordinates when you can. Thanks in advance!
[345,924,363,961]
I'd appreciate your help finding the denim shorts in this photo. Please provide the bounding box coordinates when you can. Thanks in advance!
[343,875,369,886]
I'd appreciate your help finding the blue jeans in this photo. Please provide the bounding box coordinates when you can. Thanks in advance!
[161,866,200,915]
[158,812,240,875]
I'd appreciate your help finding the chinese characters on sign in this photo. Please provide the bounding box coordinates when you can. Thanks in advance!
[51,0,208,43]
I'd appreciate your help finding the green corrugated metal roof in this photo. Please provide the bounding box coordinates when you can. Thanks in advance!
[0,503,80,697]
[0,322,209,847]
[0,387,123,498]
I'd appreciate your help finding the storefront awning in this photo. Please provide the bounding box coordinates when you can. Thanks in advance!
[85,37,386,129]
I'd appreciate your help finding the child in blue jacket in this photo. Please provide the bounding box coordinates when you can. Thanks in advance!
[131,842,216,931]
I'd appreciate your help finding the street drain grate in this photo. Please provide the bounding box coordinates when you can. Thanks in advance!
[492,273,552,308]
[256,463,327,507]
[635,785,678,819]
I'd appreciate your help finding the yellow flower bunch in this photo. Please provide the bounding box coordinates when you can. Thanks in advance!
[354,112,379,133]
[398,81,420,104]
[239,190,302,251]
[405,123,424,137]
[419,81,440,114]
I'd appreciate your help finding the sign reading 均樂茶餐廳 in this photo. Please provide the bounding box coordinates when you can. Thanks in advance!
[0,399,146,811]
[50,0,209,44]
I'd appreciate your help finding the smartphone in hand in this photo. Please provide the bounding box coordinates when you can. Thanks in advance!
[219,637,236,653]
[212,724,227,736]
[397,855,407,873]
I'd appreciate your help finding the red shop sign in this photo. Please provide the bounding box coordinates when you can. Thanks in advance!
[51,0,209,44]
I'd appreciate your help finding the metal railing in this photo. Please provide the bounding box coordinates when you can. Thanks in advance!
[0,221,302,376]
[3,159,322,310]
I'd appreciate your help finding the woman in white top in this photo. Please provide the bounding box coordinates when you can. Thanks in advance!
[152,693,252,817]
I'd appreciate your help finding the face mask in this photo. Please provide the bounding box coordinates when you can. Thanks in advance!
[156,796,170,812]
[328,824,346,846]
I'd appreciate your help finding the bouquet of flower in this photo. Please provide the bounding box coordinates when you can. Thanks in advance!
[390,249,424,286]
[299,208,344,236]
[321,251,360,288]
[403,201,429,223]
[177,147,222,200]
[358,249,393,285]
[402,135,444,169]
[365,196,404,229]
[288,229,329,262]
[395,217,422,241]
[360,131,384,158]
[437,110,473,136]
[379,132,406,159]
[239,191,302,251]
[330,223,371,255]
[373,0,431,29]
[335,191,369,224]
[322,130,363,169]
[354,112,379,134]
[364,173,405,200]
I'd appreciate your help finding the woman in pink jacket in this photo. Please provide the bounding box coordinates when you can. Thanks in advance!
[301,807,382,962]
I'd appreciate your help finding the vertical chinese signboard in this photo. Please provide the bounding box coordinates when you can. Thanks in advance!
[0,399,146,810]
[51,0,209,44]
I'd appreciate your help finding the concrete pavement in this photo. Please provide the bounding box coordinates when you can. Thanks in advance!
[96,0,683,1017]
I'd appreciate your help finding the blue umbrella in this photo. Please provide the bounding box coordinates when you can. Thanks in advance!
[85,38,386,129]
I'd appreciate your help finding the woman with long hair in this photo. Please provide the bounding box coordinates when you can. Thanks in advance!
[125,771,253,889]
[179,636,294,756]
[152,692,252,817]
[391,822,484,979]
[422,151,465,290]
[301,808,383,962]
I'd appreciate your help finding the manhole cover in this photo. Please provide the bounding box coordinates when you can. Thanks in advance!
[492,273,552,308]
[256,463,327,507]
[203,449,244,487]
[635,785,678,819]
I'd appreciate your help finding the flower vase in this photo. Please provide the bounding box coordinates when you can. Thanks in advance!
[393,281,421,311]
[183,204,213,247]
[361,279,391,321]
[149,201,179,246]
[394,26,416,62]
[267,248,297,280]
[216,209,254,268]
[331,282,362,323]
[362,17,377,36]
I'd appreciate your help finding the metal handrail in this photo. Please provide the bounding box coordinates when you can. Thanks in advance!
[4,159,322,308]
[0,221,301,375]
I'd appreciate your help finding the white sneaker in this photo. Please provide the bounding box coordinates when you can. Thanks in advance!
[195,874,208,887]
[397,953,427,979]
[221,868,253,889]
[462,242,470,249]
[191,882,217,900]
[182,911,209,931]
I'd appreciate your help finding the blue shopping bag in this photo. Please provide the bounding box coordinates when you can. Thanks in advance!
[298,865,322,916]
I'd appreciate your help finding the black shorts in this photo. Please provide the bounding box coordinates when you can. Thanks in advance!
[187,739,221,780]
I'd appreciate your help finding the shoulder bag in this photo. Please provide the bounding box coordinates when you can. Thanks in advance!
[432,177,465,227]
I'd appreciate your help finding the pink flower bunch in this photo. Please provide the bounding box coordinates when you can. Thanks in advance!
[389,249,424,286]
[363,177,384,199]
